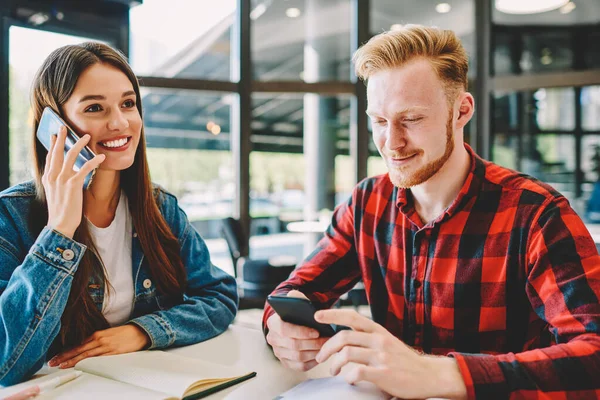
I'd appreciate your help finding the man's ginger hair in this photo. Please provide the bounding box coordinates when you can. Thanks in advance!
[353,24,469,103]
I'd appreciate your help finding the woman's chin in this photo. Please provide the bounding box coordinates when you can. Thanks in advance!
[97,159,135,172]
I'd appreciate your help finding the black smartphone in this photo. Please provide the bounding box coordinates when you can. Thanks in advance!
[36,107,97,190]
[267,295,337,337]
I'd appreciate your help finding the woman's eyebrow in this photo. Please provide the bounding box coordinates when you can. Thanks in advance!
[78,91,135,103]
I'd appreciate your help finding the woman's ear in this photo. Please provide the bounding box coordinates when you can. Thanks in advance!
[455,92,475,130]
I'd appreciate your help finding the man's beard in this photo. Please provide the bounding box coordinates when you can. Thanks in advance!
[387,112,455,189]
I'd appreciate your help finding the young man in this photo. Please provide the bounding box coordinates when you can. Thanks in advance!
[263,25,600,399]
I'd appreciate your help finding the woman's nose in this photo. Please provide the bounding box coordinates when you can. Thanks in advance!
[107,111,129,131]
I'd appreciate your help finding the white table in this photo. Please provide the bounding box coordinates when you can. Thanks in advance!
[0,324,334,400]
[286,221,329,234]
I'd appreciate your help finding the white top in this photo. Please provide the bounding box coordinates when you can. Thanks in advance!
[88,191,134,326]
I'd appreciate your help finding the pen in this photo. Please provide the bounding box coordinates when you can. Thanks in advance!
[4,371,82,400]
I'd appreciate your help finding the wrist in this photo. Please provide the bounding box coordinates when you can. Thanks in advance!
[426,356,468,400]
[50,224,75,239]
[130,325,151,349]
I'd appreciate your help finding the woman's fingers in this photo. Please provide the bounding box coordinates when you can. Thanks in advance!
[74,154,105,182]
[48,126,67,178]
[62,134,91,175]
[43,134,57,176]
[59,345,108,369]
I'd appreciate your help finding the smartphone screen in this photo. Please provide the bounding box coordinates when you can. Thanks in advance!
[36,107,97,189]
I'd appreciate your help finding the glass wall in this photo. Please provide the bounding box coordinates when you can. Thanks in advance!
[371,0,475,76]
[8,26,100,186]
[249,93,352,258]
[130,0,235,80]
[250,0,351,82]
[141,87,234,235]
[490,0,600,218]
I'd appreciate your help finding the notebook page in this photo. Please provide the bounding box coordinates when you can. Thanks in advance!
[40,372,172,400]
[75,351,241,398]
[274,376,393,400]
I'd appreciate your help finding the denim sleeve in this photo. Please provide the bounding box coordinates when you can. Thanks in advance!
[0,226,86,387]
[128,199,238,349]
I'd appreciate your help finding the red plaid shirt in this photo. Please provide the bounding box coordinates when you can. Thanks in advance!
[263,145,600,399]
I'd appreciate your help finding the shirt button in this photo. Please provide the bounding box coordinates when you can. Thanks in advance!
[143,279,152,289]
[62,249,75,261]
[133,233,138,238]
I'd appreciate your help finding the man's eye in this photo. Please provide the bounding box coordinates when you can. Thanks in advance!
[123,99,136,108]
[404,117,423,123]
[84,104,102,113]
[374,120,387,125]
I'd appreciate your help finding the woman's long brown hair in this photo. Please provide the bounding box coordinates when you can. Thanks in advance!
[29,42,187,350]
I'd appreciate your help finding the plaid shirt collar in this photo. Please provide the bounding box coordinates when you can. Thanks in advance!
[395,144,486,226]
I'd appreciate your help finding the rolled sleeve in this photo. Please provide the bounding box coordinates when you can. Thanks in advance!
[449,352,507,399]
[30,227,86,274]
[129,313,176,349]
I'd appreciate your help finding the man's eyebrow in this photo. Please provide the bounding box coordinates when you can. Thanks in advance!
[78,91,135,103]
[366,106,430,117]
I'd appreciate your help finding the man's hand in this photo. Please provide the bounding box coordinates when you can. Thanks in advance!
[48,325,150,368]
[266,290,329,371]
[314,309,467,400]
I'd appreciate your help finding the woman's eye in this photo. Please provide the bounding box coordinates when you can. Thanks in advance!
[123,99,136,108]
[84,104,102,113]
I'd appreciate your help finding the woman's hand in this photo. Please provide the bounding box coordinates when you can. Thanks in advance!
[48,325,150,368]
[42,126,105,238]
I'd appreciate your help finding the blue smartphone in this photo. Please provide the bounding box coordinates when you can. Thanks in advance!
[36,107,97,190]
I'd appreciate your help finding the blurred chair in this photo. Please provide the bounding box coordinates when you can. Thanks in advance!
[220,217,297,309]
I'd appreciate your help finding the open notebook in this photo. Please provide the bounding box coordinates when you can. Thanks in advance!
[274,376,392,400]
[71,350,256,399]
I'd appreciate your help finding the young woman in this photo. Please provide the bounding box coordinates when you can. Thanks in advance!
[0,42,238,386]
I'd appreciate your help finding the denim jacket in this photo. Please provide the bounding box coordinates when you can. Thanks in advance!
[0,181,238,386]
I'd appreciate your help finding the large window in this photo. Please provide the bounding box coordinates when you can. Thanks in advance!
[249,93,352,257]
[8,26,101,186]
[250,0,352,82]
[129,0,235,80]
[491,88,578,199]
[372,0,475,76]
[490,0,600,218]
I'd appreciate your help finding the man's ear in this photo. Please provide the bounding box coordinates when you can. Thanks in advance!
[454,92,475,130]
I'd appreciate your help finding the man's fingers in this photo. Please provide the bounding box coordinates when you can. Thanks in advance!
[315,309,380,333]
[329,346,374,376]
[287,290,309,300]
[316,330,374,363]
[267,331,328,351]
[340,363,378,386]
[281,359,319,372]
[280,320,320,339]
[273,347,320,363]
[268,313,319,339]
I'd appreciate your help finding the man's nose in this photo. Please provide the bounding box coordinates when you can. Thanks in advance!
[385,123,407,150]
